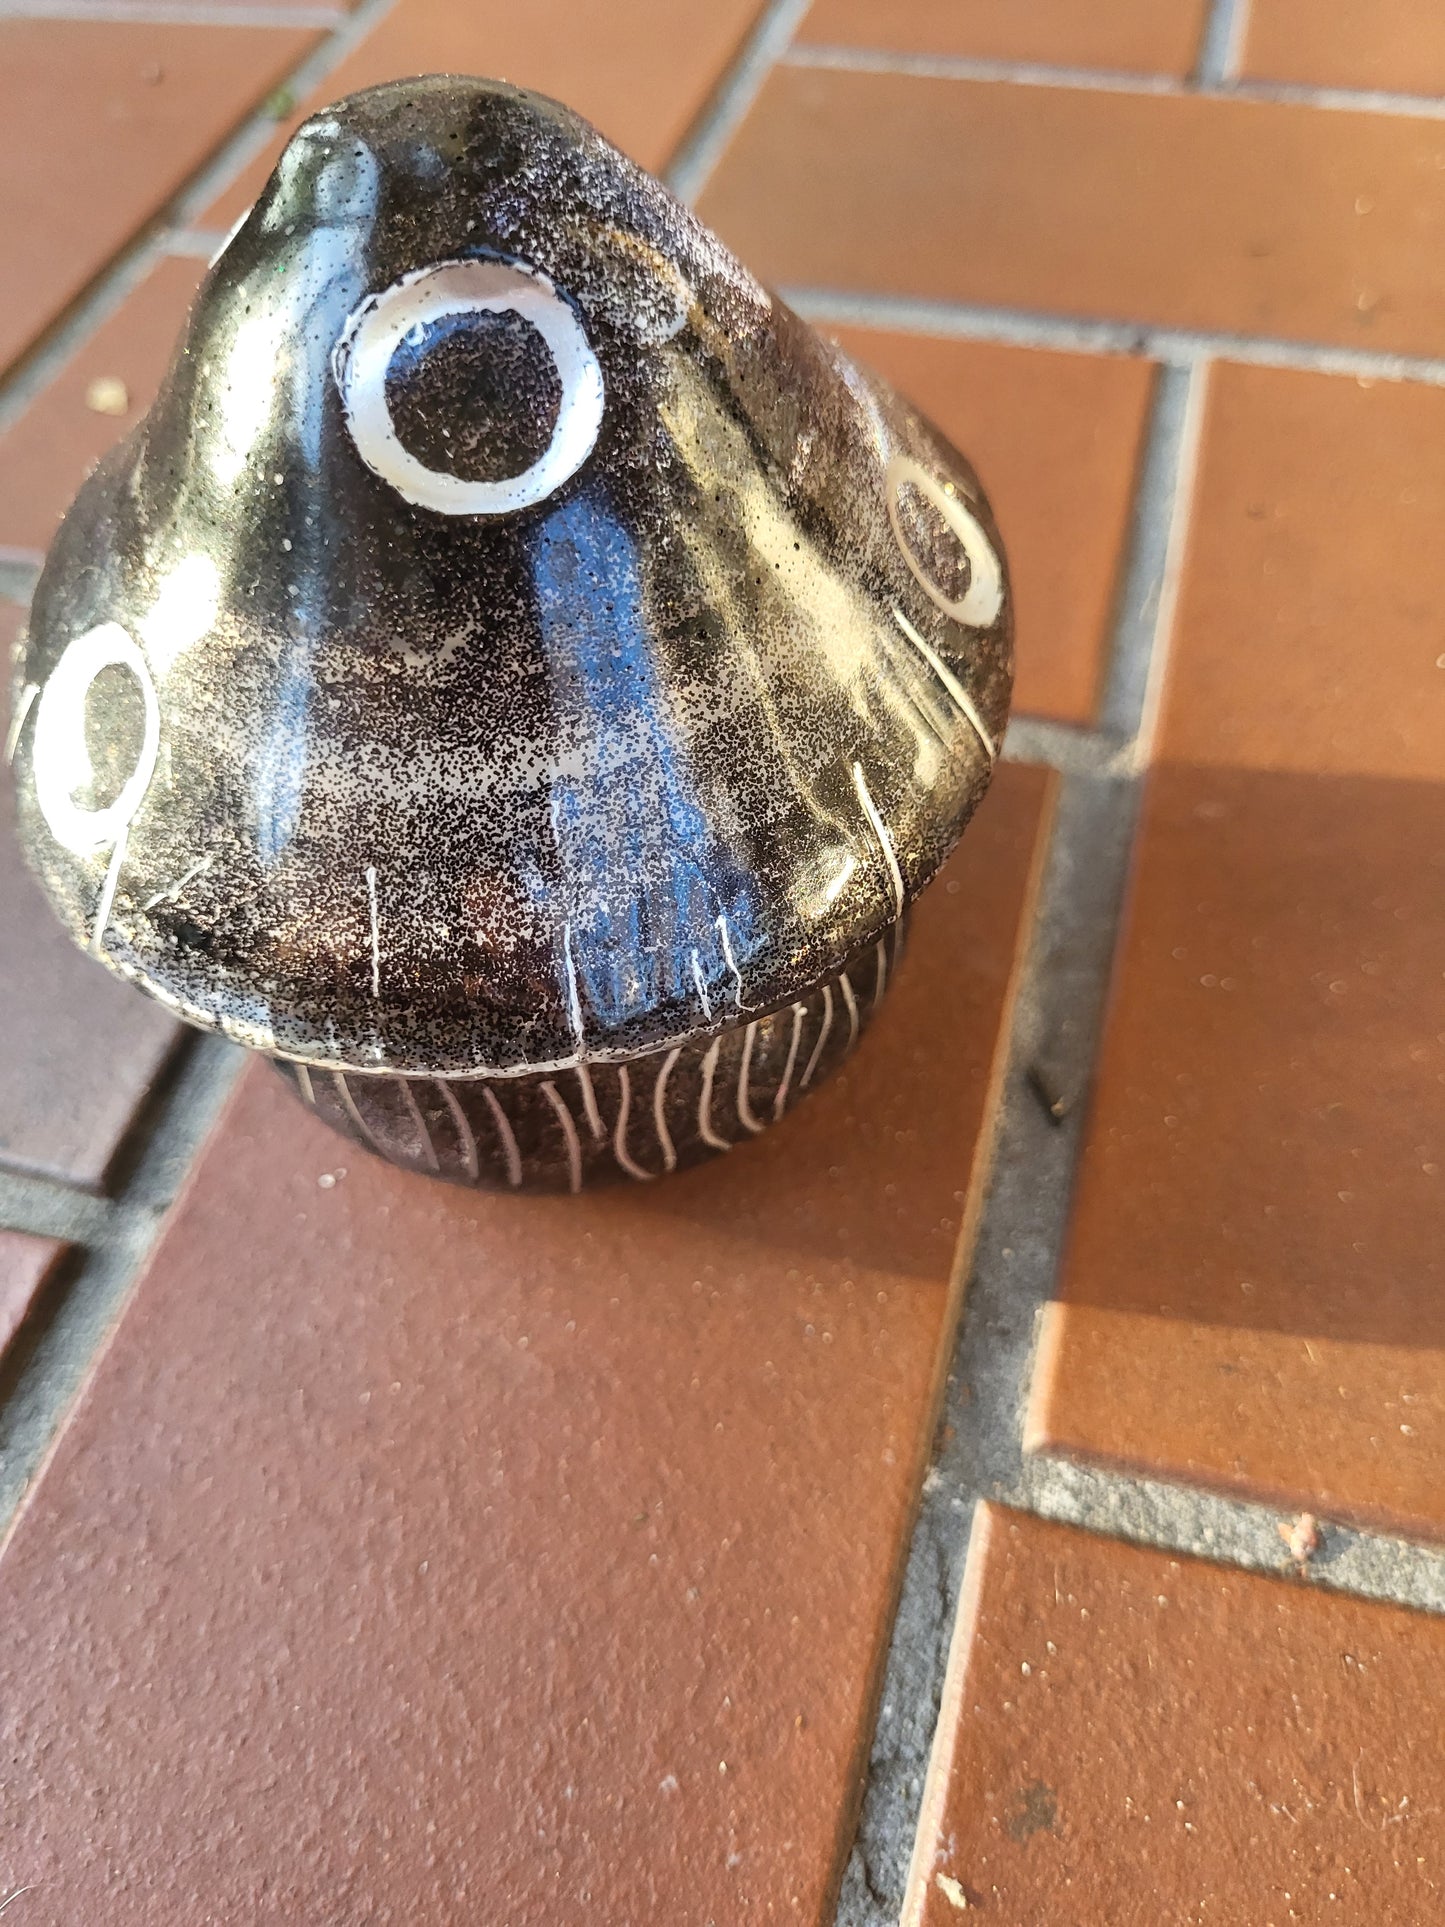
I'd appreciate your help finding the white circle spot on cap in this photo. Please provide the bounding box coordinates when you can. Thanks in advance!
[886,454,1004,629]
[333,257,605,517]
[32,622,160,855]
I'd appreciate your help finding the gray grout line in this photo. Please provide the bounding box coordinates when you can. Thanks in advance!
[1000,715,1125,779]
[854,1462,1445,1927]
[793,286,1156,360]
[832,259,1434,1922]
[836,371,1445,1927]
[1099,360,1205,746]
[12,0,1438,123]
[0,0,345,25]
[1128,360,1210,762]
[838,741,1445,1927]
[0,1035,243,1538]
[1226,75,1445,119]
[1011,1459,1445,1615]
[166,225,230,259]
[834,766,1145,1927]
[0,0,1439,1897]
[7,0,1445,459]
[0,1171,115,1247]
[1195,0,1251,86]
[14,162,1445,468]
[0,232,172,440]
[831,379,1206,1913]
[0,557,41,605]
[787,286,1445,387]
[784,42,1178,94]
[785,39,1445,120]
[0,0,394,1539]
[664,0,815,204]
[935,793,1148,1526]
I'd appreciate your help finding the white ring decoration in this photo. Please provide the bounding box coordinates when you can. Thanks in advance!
[886,454,1004,629]
[333,258,605,516]
[32,622,160,855]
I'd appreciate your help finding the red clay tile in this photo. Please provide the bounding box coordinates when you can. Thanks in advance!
[1243,0,1445,98]
[698,69,1445,359]
[0,1231,68,1373]
[0,20,316,381]
[1029,363,1445,1540]
[798,0,1209,78]
[905,1506,1445,1926]
[1159,362,1445,782]
[1029,764,1445,1538]
[0,767,1051,1926]
[0,257,205,565]
[0,610,179,1193]
[827,329,1152,723]
[79,0,351,9]
[203,0,770,229]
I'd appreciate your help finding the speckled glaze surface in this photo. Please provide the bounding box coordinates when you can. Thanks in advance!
[9,76,1012,1192]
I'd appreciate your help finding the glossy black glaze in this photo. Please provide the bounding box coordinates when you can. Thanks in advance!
[10,76,1012,1189]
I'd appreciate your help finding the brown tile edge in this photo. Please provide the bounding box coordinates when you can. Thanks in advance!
[899,1498,998,1927]
[0,1236,76,1375]
[820,766,1058,1921]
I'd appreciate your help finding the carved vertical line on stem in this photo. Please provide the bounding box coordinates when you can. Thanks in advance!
[773,1003,805,1121]
[541,1078,583,1193]
[613,1065,654,1181]
[481,1086,523,1189]
[801,982,835,1089]
[654,1047,681,1173]
[437,1079,480,1183]
[736,1021,765,1134]
[698,1038,732,1151]
[397,1076,439,1172]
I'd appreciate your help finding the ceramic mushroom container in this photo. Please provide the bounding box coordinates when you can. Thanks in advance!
[8,76,1012,1193]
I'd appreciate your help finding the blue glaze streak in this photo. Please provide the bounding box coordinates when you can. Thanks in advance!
[252,635,312,865]
[531,487,761,1029]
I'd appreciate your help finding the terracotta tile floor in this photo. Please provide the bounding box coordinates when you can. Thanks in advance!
[699,68,1445,360]
[1241,0,1445,97]
[906,1508,1445,1927]
[0,5,1442,1924]
[795,0,1212,79]
[199,0,773,229]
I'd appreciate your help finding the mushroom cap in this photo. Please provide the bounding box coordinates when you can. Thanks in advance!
[12,76,1012,1077]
